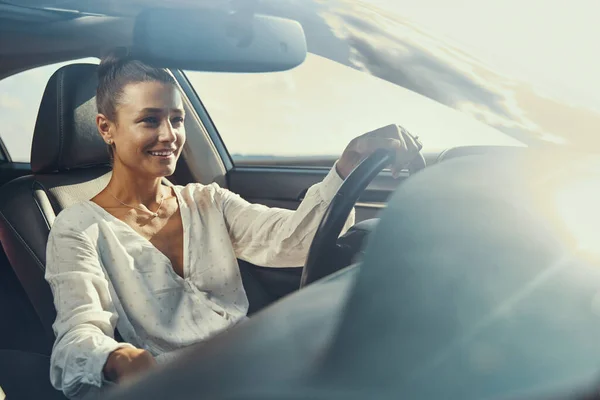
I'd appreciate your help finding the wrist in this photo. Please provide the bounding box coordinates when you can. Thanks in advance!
[336,158,354,180]
[103,349,121,382]
[103,346,131,382]
[337,150,362,180]
[102,346,156,384]
[335,161,347,180]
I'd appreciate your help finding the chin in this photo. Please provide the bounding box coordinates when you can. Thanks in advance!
[138,163,177,178]
[154,166,177,177]
[161,168,176,177]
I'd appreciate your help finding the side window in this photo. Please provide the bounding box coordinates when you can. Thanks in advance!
[0,58,98,162]
[184,53,411,167]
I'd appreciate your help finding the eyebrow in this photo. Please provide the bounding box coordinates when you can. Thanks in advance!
[139,107,185,114]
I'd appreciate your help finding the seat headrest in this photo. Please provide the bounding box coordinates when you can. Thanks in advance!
[31,63,110,174]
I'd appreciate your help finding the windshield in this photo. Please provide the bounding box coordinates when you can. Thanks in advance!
[186,53,522,161]
[185,0,600,162]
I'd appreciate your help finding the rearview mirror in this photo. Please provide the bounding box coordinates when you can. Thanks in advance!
[132,8,307,73]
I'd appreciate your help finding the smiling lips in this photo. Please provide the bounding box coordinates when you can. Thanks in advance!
[148,149,175,157]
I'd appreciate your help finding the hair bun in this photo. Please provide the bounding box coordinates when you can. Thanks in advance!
[97,47,131,80]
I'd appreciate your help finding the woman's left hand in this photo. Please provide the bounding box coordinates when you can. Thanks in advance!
[336,124,423,179]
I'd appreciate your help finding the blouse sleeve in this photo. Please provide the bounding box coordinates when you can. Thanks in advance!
[45,215,134,399]
[216,164,356,267]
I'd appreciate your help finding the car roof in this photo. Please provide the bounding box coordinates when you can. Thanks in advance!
[0,0,222,80]
[5,0,220,17]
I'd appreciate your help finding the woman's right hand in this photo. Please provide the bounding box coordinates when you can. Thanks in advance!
[103,347,157,383]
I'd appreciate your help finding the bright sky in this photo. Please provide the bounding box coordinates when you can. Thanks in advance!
[366,0,600,110]
[189,53,523,157]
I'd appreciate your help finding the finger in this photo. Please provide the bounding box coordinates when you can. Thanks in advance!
[388,137,409,178]
[363,124,401,140]
[400,128,420,156]
[400,126,421,151]
[394,131,421,177]
[362,136,404,157]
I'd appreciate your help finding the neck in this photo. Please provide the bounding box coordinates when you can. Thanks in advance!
[107,162,164,206]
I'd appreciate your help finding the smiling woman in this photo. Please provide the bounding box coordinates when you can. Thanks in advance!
[37,48,419,398]
[95,51,185,176]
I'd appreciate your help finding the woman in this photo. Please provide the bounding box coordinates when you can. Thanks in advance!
[44,50,422,399]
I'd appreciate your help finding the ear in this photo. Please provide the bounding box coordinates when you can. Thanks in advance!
[96,113,113,144]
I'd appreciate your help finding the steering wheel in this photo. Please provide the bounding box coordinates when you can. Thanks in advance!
[299,148,426,287]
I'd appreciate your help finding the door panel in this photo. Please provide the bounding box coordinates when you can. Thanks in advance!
[227,166,407,222]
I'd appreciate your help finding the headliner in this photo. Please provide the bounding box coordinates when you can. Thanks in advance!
[0,0,232,80]
[3,0,221,16]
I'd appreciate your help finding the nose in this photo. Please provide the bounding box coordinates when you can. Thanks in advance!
[158,119,178,143]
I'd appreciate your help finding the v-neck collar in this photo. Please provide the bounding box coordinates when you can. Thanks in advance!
[86,186,189,281]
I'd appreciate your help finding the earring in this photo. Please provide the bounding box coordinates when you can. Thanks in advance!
[107,139,112,145]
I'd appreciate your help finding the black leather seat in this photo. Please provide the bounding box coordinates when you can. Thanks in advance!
[0,350,67,399]
[0,64,113,353]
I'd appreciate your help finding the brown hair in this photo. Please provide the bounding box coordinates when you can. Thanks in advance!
[96,47,177,120]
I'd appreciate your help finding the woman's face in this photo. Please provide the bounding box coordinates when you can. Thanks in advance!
[101,81,186,178]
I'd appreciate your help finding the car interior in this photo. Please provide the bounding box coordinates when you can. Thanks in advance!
[2,1,600,400]
[0,3,381,397]
[0,60,379,397]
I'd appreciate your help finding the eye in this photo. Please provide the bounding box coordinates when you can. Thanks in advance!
[141,116,159,125]
[171,116,184,126]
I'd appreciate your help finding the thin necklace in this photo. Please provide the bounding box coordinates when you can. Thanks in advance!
[110,192,165,218]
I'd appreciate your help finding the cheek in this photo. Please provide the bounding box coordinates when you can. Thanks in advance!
[177,131,186,147]
[116,131,153,156]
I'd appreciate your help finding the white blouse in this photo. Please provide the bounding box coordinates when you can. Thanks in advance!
[44,166,354,399]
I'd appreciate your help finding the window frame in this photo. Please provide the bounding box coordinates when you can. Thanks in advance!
[0,140,9,163]
[172,69,234,172]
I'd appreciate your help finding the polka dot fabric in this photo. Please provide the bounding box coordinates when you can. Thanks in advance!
[44,165,354,398]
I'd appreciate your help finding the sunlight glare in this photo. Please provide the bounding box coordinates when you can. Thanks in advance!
[554,178,600,256]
